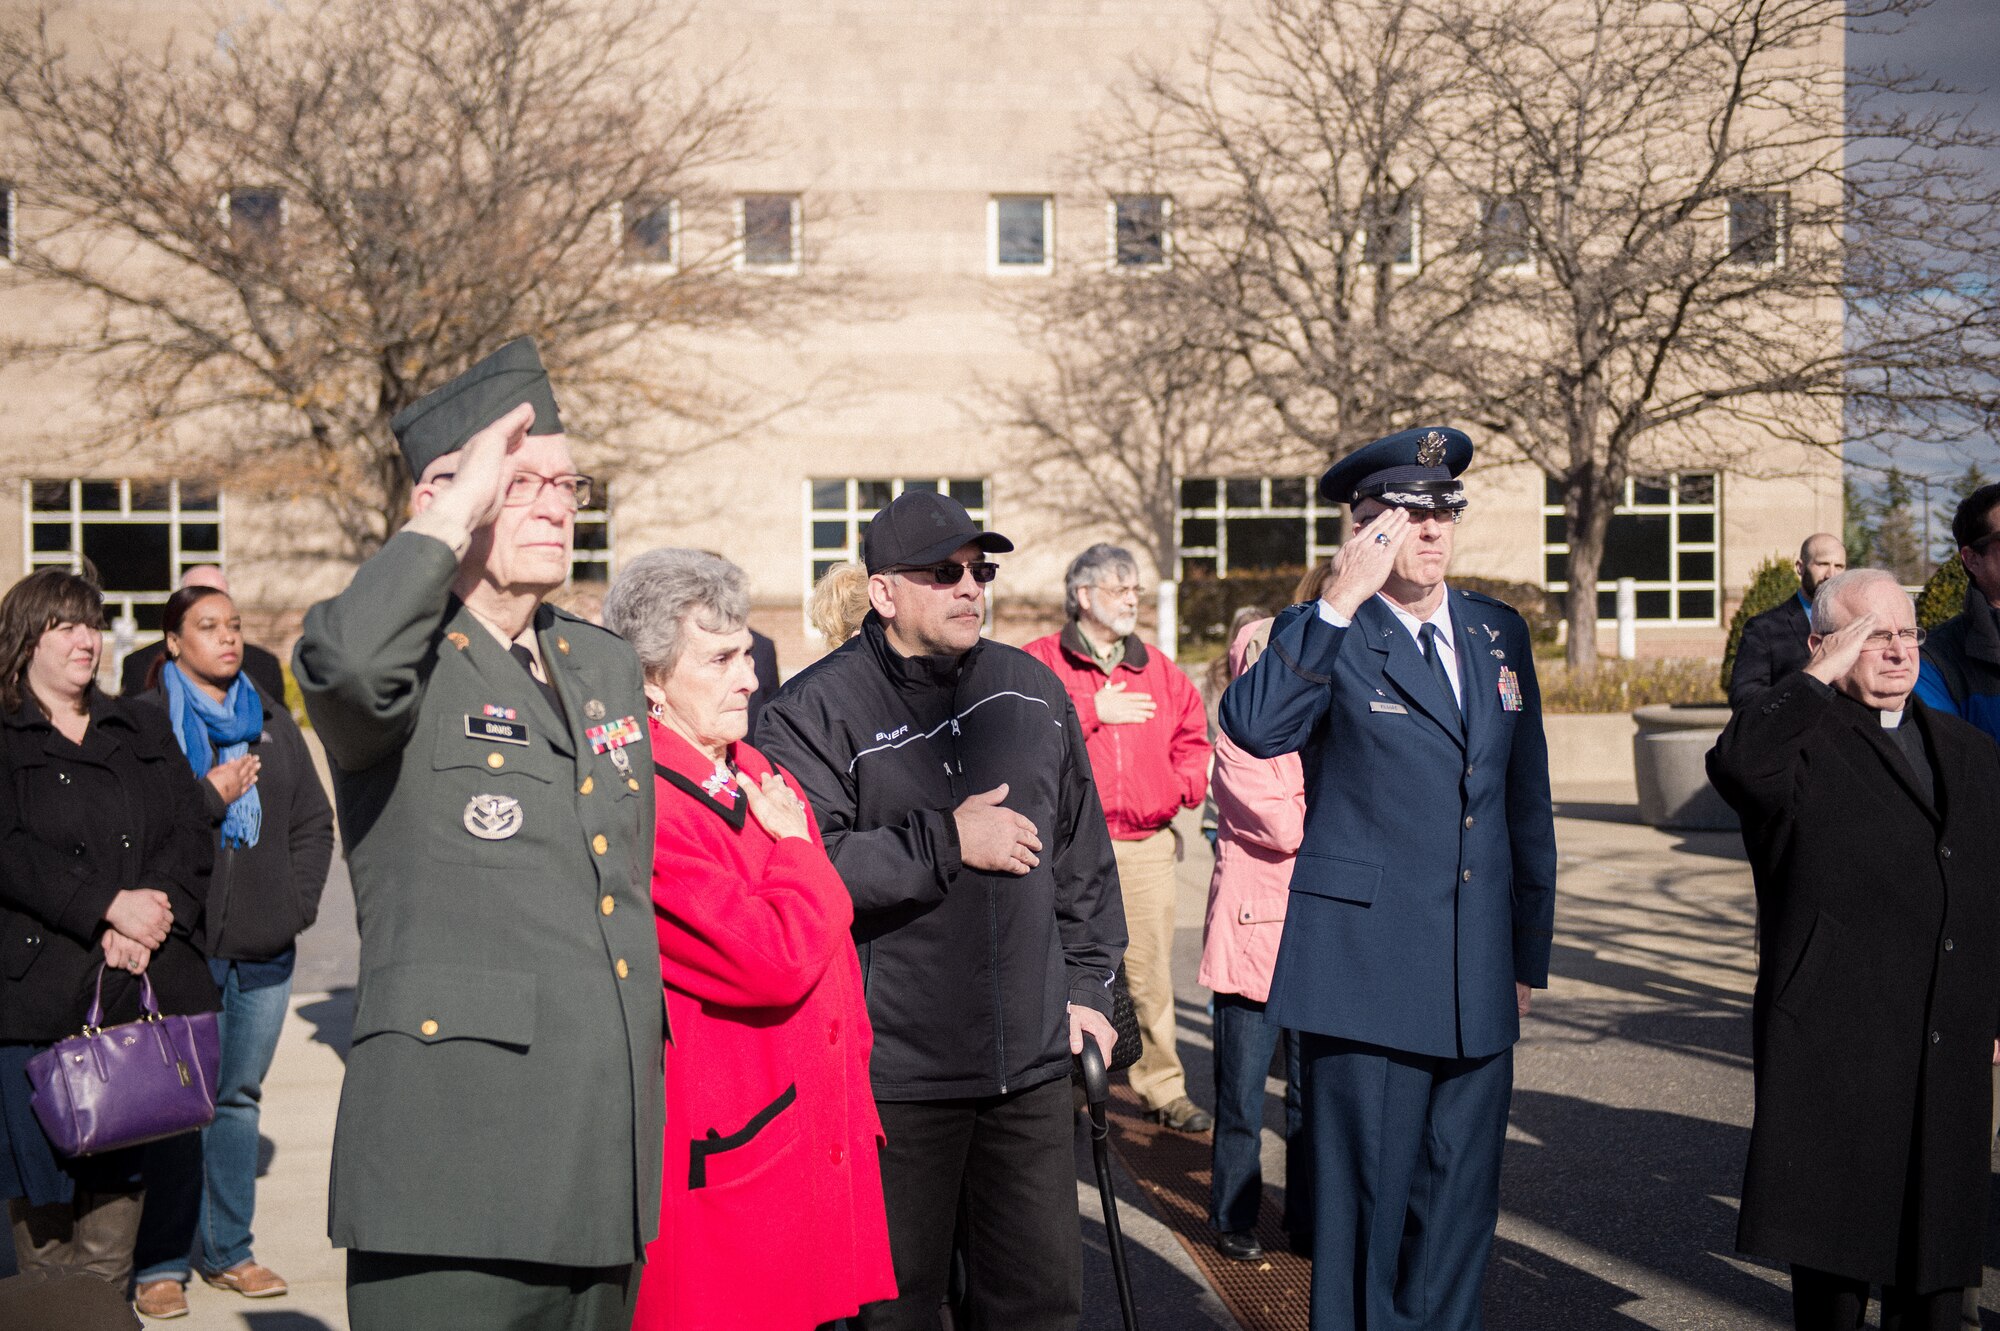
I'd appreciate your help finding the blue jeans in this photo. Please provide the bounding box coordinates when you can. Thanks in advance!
[133,963,292,1282]
[1208,992,1312,1237]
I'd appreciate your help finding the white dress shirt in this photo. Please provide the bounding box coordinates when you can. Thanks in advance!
[1317,590,1463,707]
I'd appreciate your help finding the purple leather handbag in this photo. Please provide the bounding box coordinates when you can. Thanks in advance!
[25,964,220,1157]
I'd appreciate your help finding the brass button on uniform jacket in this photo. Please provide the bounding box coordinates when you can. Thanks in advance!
[294,531,664,1267]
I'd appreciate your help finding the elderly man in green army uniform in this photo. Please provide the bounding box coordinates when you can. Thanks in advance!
[294,339,665,1330]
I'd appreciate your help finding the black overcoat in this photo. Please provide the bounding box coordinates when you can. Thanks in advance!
[1727,596,1812,709]
[0,694,218,1041]
[1707,673,2000,1290]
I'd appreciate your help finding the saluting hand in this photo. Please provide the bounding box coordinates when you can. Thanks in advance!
[1324,508,1413,619]
[1804,611,1877,689]
[429,401,536,534]
[954,784,1043,876]
[741,771,810,842]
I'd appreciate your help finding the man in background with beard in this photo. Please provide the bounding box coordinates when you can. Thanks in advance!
[1026,543,1213,1135]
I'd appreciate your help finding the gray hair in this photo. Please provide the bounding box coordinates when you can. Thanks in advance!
[1809,568,1910,634]
[602,547,751,678]
[1063,543,1139,620]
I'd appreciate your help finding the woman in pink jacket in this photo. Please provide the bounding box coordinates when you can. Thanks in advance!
[1200,613,1315,1264]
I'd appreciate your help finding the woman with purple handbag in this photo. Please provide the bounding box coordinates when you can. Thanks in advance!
[0,570,218,1301]
[129,584,333,1318]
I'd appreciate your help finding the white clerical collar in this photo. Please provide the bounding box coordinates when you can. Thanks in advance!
[1879,708,1906,729]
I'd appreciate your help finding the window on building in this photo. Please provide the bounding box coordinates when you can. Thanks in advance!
[0,182,16,263]
[989,195,1053,273]
[1541,472,1720,624]
[1363,196,1420,272]
[24,478,224,633]
[621,197,678,269]
[223,188,284,247]
[805,477,991,628]
[1111,195,1168,269]
[1177,476,1344,577]
[1479,194,1534,271]
[739,194,800,271]
[571,479,611,584]
[1727,191,1787,267]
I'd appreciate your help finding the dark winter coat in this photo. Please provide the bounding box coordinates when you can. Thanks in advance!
[756,613,1126,1101]
[140,682,334,962]
[1707,673,2000,1290]
[1915,583,2000,742]
[1727,595,1812,710]
[0,694,218,1041]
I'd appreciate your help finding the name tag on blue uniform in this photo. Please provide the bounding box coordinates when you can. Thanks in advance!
[465,715,529,746]
[1369,700,1408,714]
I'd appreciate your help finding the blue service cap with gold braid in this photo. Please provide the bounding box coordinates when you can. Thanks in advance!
[390,336,564,480]
[1317,426,1474,509]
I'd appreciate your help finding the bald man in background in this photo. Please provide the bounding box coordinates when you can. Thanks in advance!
[119,566,287,700]
[1728,534,1846,709]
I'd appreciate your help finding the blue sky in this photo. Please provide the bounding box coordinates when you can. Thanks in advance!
[1845,0,2000,490]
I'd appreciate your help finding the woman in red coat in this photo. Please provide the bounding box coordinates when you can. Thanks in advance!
[605,548,894,1331]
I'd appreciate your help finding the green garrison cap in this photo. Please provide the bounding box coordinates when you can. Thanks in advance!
[390,337,564,479]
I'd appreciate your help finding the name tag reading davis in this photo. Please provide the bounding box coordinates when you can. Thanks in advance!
[465,715,530,746]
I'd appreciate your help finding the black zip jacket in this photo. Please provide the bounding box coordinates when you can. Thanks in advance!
[139,683,335,961]
[758,614,1126,1101]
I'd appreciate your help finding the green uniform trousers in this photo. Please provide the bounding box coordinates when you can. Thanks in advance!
[346,1250,639,1331]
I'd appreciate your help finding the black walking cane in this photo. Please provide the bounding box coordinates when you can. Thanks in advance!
[1078,1038,1141,1331]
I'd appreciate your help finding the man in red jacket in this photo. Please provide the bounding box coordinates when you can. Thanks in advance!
[1027,544,1214,1131]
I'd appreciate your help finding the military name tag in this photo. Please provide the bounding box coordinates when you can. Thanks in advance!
[463,794,524,840]
[1498,667,1523,712]
[1369,700,1408,714]
[465,716,529,746]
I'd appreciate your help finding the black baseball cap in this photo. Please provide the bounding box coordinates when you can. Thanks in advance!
[861,491,1014,573]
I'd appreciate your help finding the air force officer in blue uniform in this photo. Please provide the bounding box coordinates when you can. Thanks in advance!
[1220,427,1557,1331]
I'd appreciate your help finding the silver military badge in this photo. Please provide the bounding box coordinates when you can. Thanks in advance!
[584,698,607,720]
[463,794,524,841]
[1416,430,1448,468]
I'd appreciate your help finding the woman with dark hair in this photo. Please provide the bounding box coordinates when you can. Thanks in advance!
[0,569,217,1299]
[130,585,333,1317]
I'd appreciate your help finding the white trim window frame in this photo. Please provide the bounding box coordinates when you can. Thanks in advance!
[1541,472,1722,626]
[736,193,801,275]
[988,194,1054,276]
[22,478,226,638]
[1724,190,1788,269]
[0,182,15,264]
[1107,194,1170,272]
[570,478,613,585]
[1176,476,1344,578]
[616,197,680,273]
[1361,197,1422,275]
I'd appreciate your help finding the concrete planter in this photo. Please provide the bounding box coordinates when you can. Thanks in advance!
[1631,704,1738,830]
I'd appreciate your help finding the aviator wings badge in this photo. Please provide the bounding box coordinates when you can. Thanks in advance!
[463,794,524,841]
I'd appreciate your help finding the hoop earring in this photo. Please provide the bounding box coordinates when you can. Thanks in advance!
[649,702,666,721]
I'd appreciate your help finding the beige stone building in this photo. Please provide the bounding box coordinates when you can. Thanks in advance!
[0,0,1843,680]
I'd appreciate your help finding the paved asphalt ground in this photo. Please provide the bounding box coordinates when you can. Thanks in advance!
[16,782,2000,1328]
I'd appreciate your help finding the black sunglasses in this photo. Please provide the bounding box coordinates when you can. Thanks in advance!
[892,560,1000,587]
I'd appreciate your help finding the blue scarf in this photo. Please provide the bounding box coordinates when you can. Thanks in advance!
[163,663,263,849]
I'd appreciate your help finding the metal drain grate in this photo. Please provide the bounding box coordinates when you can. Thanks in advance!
[1104,1083,1313,1330]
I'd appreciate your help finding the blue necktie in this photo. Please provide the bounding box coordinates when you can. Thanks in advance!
[1421,623,1461,719]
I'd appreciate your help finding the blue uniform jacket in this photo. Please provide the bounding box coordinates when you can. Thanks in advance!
[1219,590,1558,1059]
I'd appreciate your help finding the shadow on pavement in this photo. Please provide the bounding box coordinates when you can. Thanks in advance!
[1491,1088,1788,1329]
[1486,1236,1655,1329]
[298,988,355,1062]
[243,1313,341,1330]
[1553,801,1645,825]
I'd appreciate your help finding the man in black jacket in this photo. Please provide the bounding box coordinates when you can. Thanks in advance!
[758,491,1125,1331]
[1708,569,2000,1330]
[1727,533,1845,709]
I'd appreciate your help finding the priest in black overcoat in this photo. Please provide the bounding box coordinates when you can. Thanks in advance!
[1708,567,2000,1331]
